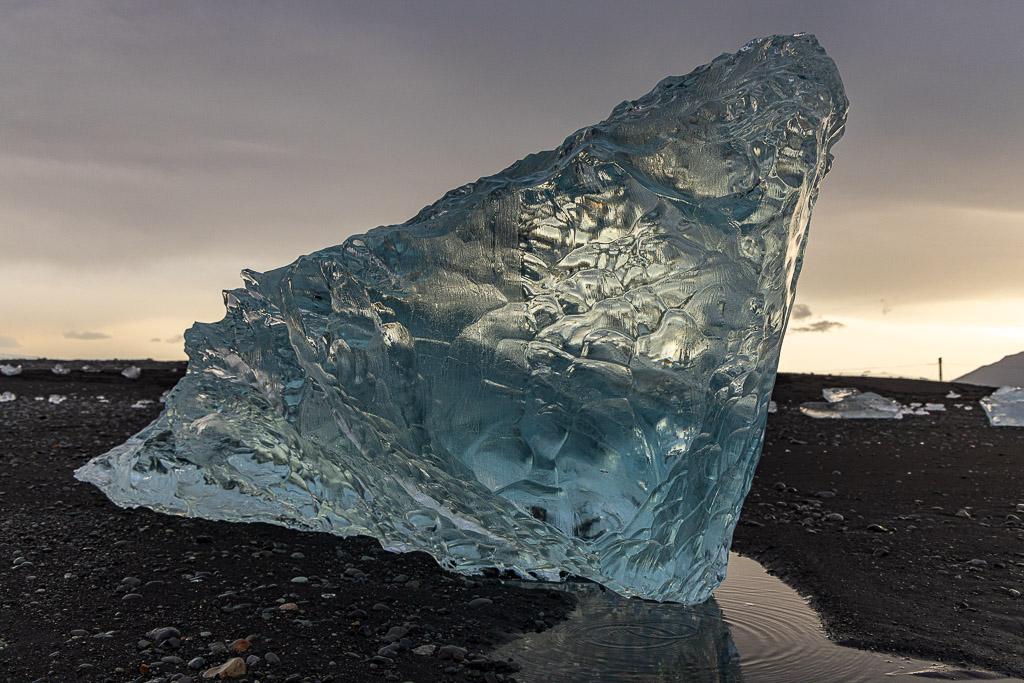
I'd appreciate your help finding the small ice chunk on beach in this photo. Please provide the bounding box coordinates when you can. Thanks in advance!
[901,406,929,416]
[0,364,22,376]
[822,387,859,403]
[924,403,946,412]
[800,388,903,419]
[130,399,155,409]
[768,400,777,413]
[81,365,101,373]
[48,394,67,405]
[121,366,141,380]
[946,391,961,399]
[980,386,1024,427]
[51,364,70,375]
[0,391,16,402]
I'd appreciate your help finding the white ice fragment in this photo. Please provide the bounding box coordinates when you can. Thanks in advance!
[131,399,155,409]
[121,366,142,380]
[81,365,101,373]
[96,395,110,403]
[0,364,22,376]
[979,386,1024,427]
[924,403,946,412]
[946,391,961,399]
[801,388,903,419]
[964,406,973,411]
[48,394,67,405]
[900,406,929,416]
[0,391,16,402]
[768,400,777,413]
[822,387,859,403]
[51,364,70,375]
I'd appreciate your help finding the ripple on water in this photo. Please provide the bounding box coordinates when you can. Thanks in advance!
[492,554,1020,682]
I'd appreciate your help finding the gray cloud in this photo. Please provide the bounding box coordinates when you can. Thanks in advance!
[792,304,813,320]
[2,0,1024,355]
[64,330,111,340]
[0,334,19,348]
[794,320,846,333]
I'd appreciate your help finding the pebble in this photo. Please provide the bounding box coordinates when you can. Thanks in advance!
[290,576,309,584]
[967,559,987,567]
[814,491,836,499]
[412,644,436,656]
[1008,589,1021,599]
[867,524,889,533]
[121,593,144,603]
[264,652,281,665]
[279,602,299,611]
[188,657,207,670]
[246,654,261,667]
[824,513,844,522]
[228,638,251,652]
[438,645,468,661]
[148,627,181,643]
[955,509,972,518]
[202,657,246,678]
[468,597,493,608]
[383,626,409,642]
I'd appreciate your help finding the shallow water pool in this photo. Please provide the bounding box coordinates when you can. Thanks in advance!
[492,553,1019,682]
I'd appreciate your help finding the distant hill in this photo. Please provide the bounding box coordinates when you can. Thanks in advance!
[955,351,1024,387]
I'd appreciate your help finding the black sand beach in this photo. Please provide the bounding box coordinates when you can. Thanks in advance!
[1,361,1021,680]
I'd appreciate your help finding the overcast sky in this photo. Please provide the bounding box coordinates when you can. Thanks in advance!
[3,0,1023,378]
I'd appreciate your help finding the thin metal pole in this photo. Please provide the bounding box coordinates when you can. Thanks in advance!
[938,357,943,382]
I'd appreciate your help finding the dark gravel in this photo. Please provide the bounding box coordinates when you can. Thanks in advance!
[0,360,574,682]
[733,372,1024,678]
[3,361,1022,679]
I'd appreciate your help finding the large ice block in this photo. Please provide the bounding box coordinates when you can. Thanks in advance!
[980,386,1024,427]
[76,34,847,603]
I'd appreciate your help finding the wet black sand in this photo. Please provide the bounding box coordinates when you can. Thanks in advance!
[1,361,1021,680]
[733,373,1024,678]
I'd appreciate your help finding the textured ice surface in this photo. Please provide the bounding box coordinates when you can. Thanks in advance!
[0,364,21,376]
[76,34,847,603]
[980,387,1024,427]
[800,388,903,420]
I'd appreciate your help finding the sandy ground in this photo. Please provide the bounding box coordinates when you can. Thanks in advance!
[1,361,1021,680]
[733,373,1024,678]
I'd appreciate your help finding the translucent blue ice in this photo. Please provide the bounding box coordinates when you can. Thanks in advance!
[77,34,847,603]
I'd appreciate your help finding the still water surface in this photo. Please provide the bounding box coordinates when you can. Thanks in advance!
[493,553,1019,682]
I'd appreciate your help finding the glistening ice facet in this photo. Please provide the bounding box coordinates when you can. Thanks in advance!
[76,34,847,603]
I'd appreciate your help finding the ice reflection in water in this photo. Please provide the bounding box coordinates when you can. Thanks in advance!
[493,554,1019,682]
